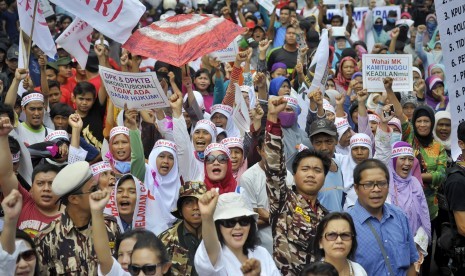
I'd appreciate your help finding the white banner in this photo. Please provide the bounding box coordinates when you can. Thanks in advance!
[55,18,93,69]
[18,0,56,58]
[210,36,240,62]
[256,0,275,14]
[49,0,146,44]
[327,5,400,28]
[38,0,54,18]
[324,0,350,5]
[309,29,329,93]
[99,66,170,110]
[362,54,412,92]
[435,1,465,160]
[232,83,251,135]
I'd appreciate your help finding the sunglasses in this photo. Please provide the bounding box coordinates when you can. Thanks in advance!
[128,264,160,275]
[324,232,353,241]
[16,250,36,263]
[218,217,253,228]
[205,154,229,164]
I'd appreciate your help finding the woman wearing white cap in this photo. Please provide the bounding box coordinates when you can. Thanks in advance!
[194,191,280,275]
[170,87,217,182]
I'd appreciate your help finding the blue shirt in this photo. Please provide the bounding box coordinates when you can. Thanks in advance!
[273,23,286,48]
[348,201,419,276]
[317,158,343,212]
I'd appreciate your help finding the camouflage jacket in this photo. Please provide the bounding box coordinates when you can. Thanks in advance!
[265,121,329,276]
[35,212,120,275]
[159,221,199,276]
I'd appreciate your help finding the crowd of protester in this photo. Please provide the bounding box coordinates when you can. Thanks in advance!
[0,0,463,275]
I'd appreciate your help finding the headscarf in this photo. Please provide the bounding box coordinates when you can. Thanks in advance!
[106,126,131,174]
[412,105,435,148]
[413,66,423,80]
[203,143,237,194]
[425,76,448,110]
[341,133,373,209]
[221,137,248,179]
[425,14,437,39]
[427,64,447,93]
[145,139,181,234]
[324,89,339,107]
[355,45,367,61]
[433,111,451,150]
[269,76,290,96]
[192,119,217,160]
[388,141,431,246]
[335,57,359,91]
[107,174,149,233]
[210,104,240,137]
[372,16,390,45]
[401,12,412,19]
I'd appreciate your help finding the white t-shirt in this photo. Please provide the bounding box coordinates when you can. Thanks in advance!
[98,257,130,276]
[16,122,53,146]
[194,241,280,276]
[239,163,294,254]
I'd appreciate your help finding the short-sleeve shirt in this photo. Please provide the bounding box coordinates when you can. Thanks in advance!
[16,184,61,238]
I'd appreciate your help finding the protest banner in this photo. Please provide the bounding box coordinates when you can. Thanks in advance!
[210,36,240,62]
[99,66,170,110]
[38,0,54,18]
[434,0,465,160]
[232,83,251,135]
[18,0,56,58]
[362,54,412,92]
[56,18,93,69]
[324,0,350,5]
[49,0,146,44]
[327,5,400,28]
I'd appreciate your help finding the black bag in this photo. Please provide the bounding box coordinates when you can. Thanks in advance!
[438,222,455,252]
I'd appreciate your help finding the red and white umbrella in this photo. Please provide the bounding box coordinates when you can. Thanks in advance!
[123,14,245,67]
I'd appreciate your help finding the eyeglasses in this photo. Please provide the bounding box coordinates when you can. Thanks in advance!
[205,154,229,164]
[324,232,354,241]
[16,250,36,263]
[357,181,389,190]
[128,264,160,276]
[72,185,99,195]
[218,217,253,228]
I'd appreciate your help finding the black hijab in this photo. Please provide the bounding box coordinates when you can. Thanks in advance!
[412,105,435,147]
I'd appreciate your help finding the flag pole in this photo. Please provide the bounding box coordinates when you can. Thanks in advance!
[24,0,40,69]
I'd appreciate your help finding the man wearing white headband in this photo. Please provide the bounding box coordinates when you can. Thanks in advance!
[16,92,54,146]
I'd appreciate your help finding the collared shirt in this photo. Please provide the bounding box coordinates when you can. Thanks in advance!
[35,211,120,275]
[349,201,419,276]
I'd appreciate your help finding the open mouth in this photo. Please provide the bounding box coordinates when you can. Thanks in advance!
[232,233,244,240]
[401,167,410,174]
[41,195,53,202]
[119,201,131,210]
[195,140,206,147]
[212,168,222,175]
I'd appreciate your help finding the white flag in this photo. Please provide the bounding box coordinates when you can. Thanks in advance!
[55,18,93,69]
[232,83,251,135]
[17,0,56,58]
[49,0,146,44]
[308,29,329,94]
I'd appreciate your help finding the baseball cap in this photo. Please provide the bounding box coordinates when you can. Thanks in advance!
[309,119,337,138]
[7,44,18,60]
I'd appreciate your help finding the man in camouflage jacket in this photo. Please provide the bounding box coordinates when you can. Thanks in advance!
[264,97,330,275]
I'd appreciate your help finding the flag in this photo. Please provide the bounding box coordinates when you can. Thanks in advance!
[17,0,56,58]
[55,18,93,69]
[308,29,329,94]
[49,0,146,44]
[232,83,251,135]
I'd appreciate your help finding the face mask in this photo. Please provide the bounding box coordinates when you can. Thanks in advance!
[278,112,297,128]
[115,160,131,174]
[426,21,437,31]
[387,18,396,24]
[391,132,402,144]
[373,25,383,33]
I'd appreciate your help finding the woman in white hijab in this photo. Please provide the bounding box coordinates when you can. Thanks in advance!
[433,111,452,165]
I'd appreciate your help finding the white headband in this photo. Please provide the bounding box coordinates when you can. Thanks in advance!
[110,126,130,141]
[204,143,230,158]
[368,114,380,124]
[21,93,44,106]
[90,161,112,176]
[45,130,69,142]
[391,146,414,158]
[211,104,233,118]
[221,137,243,150]
[154,139,177,152]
